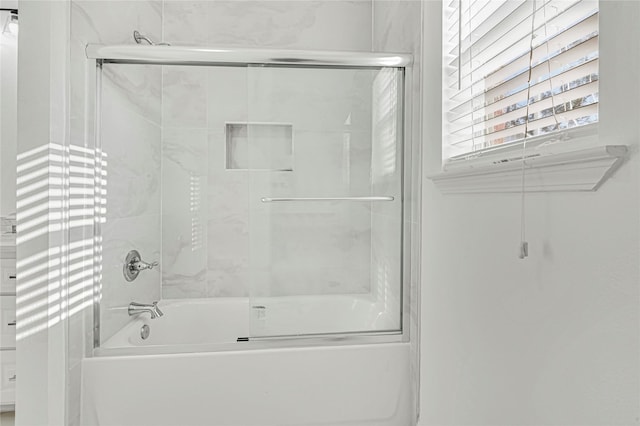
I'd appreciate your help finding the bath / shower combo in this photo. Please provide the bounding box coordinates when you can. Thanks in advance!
[78,32,419,425]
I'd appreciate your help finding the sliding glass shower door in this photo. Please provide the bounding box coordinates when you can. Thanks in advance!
[93,57,407,348]
[246,65,404,338]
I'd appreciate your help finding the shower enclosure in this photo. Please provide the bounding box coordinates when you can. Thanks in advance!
[88,45,411,351]
[79,44,417,425]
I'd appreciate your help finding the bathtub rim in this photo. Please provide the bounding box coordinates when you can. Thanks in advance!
[98,295,405,357]
[95,328,406,358]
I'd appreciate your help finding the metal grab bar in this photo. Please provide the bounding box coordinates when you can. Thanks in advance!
[261,196,395,203]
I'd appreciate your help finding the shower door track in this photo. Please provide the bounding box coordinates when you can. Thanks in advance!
[85,44,412,68]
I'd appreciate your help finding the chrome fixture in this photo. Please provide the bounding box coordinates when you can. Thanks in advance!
[1,10,18,36]
[140,324,150,340]
[128,302,163,319]
[85,44,412,67]
[261,196,395,203]
[133,30,170,46]
[252,305,266,320]
[123,250,158,282]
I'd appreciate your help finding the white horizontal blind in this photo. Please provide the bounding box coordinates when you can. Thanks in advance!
[443,0,599,161]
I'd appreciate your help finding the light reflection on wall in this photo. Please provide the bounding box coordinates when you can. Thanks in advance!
[370,68,400,326]
[15,143,106,341]
[372,68,399,181]
[342,113,351,186]
[190,172,202,251]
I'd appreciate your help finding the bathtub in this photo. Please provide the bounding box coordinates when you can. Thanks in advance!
[82,297,412,425]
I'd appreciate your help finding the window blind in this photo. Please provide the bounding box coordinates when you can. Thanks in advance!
[443,0,599,161]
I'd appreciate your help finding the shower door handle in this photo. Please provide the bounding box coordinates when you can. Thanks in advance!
[261,196,395,203]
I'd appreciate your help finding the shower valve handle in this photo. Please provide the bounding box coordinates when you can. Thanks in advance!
[123,250,158,282]
[132,260,159,271]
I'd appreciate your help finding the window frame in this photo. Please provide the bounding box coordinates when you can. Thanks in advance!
[429,0,633,194]
[441,0,601,166]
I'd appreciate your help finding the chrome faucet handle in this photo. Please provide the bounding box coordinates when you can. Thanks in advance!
[132,260,159,271]
[123,250,159,282]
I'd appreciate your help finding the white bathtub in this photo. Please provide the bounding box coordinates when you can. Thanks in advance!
[83,297,412,426]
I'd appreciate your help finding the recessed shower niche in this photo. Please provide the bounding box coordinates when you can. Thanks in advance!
[225,122,294,171]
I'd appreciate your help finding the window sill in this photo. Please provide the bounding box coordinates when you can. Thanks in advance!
[428,145,628,194]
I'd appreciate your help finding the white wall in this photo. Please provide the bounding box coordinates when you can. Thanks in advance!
[0,9,17,218]
[15,2,70,425]
[419,1,640,425]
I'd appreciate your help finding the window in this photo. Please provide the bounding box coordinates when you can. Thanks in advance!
[443,0,599,162]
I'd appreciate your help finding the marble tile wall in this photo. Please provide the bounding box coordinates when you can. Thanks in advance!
[70,1,163,350]
[67,2,163,424]
[160,1,379,300]
[98,64,162,342]
[372,0,423,422]
[161,65,377,299]
[162,1,372,50]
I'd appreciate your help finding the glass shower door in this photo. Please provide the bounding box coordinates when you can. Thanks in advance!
[246,65,404,338]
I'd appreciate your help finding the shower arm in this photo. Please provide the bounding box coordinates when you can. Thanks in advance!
[133,30,170,46]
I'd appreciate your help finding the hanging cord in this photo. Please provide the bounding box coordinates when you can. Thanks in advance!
[519,145,528,258]
[468,1,477,152]
[542,3,560,133]
[519,0,540,259]
[536,2,563,151]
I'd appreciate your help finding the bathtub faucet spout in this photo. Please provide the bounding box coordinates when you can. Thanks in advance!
[128,301,164,319]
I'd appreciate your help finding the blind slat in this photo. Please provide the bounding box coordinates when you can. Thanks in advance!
[448,65,598,129]
[448,0,581,67]
[451,85,598,140]
[449,103,598,149]
[450,37,598,118]
[449,6,598,92]
[446,0,523,60]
